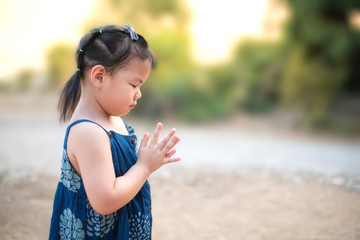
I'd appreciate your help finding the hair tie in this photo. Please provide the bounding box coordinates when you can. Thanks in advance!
[99,29,103,35]
[123,24,139,41]
[76,68,81,72]
[79,49,84,53]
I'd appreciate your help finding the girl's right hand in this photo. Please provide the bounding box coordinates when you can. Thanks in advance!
[137,122,181,174]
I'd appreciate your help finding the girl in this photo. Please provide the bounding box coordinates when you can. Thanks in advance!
[49,24,181,240]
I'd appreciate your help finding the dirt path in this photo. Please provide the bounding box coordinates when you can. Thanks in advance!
[1,169,360,240]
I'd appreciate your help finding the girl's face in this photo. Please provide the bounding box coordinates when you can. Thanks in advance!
[98,59,152,117]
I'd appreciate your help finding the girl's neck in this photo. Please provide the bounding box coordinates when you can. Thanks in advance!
[71,91,112,123]
[70,92,129,135]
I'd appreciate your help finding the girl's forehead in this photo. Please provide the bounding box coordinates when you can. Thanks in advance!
[127,58,152,67]
[119,59,152,73]
[112,59,152,81]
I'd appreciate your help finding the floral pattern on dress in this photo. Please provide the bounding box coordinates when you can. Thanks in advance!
[60,149,81,192]
[129,212,151,240]
[86,202,118,238]
[59,208,85,240]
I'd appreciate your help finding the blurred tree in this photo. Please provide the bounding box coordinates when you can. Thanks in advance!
[45,43,76,88]
[233,40,285,114]
[15,68,35,90]
[168,68,233,121]
[279,0,360,125]
[84,0,190,37]
[0,68,45,92]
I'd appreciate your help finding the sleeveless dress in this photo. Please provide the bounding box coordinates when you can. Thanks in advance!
[49,119,152,240]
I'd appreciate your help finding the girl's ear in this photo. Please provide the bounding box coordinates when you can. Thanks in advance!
[90,65,106,89]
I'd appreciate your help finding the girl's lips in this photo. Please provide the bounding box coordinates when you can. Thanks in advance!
[130,104,136,108]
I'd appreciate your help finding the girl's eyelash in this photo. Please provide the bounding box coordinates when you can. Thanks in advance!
[130,84,136,88]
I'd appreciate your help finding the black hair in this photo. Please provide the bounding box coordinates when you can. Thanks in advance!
[58,24,157,122]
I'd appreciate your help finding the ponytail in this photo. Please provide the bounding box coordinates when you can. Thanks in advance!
[58,71,81,122]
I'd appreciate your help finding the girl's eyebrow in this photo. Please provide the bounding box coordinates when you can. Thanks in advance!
[133,77,143,83]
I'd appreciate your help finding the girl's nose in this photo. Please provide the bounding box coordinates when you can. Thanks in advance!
[135,89,142,99]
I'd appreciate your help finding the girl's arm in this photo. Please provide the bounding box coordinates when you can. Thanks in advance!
[67,122,180,215]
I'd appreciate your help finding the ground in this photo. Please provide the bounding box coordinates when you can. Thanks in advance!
[1,169,360,240]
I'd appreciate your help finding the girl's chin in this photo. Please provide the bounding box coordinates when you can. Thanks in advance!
[111,110,130,117]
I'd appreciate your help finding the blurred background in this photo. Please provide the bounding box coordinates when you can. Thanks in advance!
[1,0,360,175]
[1,0,360,129]
[1,0,360,239]
[0,0,360,127]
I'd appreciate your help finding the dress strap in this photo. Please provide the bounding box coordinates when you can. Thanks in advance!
[63,119,109,149]
[122,119,135,135]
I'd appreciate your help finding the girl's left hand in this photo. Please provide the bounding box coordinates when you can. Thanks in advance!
[136,122,181,174]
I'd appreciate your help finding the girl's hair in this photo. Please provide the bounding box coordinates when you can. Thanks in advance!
[58,24,157,122]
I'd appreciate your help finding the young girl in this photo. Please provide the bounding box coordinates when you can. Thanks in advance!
[49,24,181,240]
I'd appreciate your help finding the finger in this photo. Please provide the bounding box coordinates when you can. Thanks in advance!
[158,128,176,150]
[161,136,181,154]
[165,149,177,158]
[150,122,163,145]
[140,132,150,148]
[164,156,181,164]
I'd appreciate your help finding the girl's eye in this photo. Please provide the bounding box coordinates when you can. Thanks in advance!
[130,84,136,88]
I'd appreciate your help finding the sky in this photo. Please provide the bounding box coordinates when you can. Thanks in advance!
[0,0,268,79]
[188,0,268,64]
[0,0,95,79]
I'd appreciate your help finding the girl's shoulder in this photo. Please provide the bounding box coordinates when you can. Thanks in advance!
[67,120,111,151]
[65,119,113,178]
[68,117,130,136]
[68,118,109,134]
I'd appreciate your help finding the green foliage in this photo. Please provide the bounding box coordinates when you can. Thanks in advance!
[173,71,232,121]
[106,0,182,17]
[143,0,182,16]
[15,69,34,90]
[147,29,193,87]
[283,0,360,93]
[0,68,44,92]
[281,45,343,112]
[85,0,190,33]
[233,40,285,113]
[277,0,360,128]
[46,43,75,88]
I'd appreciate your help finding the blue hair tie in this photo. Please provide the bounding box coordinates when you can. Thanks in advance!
[123,24,139,41]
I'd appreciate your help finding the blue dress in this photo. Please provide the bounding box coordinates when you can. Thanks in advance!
[49,119,152,240]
